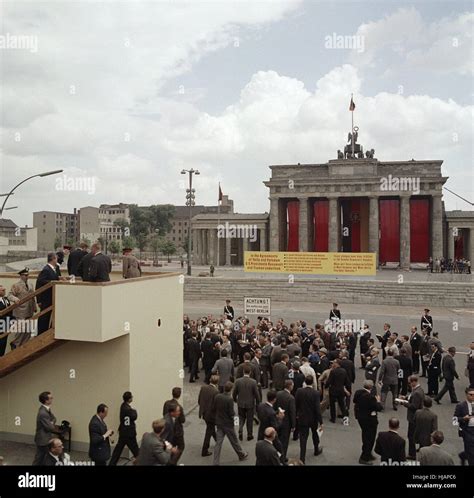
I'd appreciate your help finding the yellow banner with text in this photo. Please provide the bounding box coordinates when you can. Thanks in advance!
[244,251,376,276]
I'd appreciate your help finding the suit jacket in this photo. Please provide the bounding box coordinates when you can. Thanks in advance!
[257,402,279,440]
[419,445,454,466]
[250,357,262,384]
[406,385,425,423]
[136,432,170,466]
[398,355,413,378]
[378,357,400,385]
[89,252,112,282]
[326,367,350,394]
[67,248,87,276]
[364,357,380,382]
[375,430,406,462]
[272,362,289,391]
[454,400,474,441]
[35,265,60,307]
[419,335,430,356]
[42,452,63,466]
[7,280,35,319]
[410,332,422,353]
[275,389,296,429]
[428,350,442,373]
[441,354,458,381]
[414,407,438,446]
[201,339,216,368]
[77,252,94,281]
[161,413,182,446]
[353,388,383,422]
[236,361,259,381]
[295,386,322,427]
[212,357,234,386]
[340,358,356,384]
[88,415,111,462]
[122,254,141,279]
[198,384,219,422]
[34,406,59,446]
[213,392,235,428]
[233,376,260,409]
[255,440,282,466]
[118,402,137,437]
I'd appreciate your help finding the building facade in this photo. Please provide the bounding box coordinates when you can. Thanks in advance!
[33,210,79,251]
[0,219,37,255]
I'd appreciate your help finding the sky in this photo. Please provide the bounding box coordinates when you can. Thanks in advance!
[0,0,472,226]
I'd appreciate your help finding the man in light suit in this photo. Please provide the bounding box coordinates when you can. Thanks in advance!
[88,243,112,282]
[122,248,141,279]
[212,349,234,392]
[233,365,260,441]
[33,391,63,465]
[378,350,400,411]
[414,397,438,448]
[255,427,282,466]
[136,419,178,465]
[88,403,113,465]
[35,253,62,334]
[418,431,454,465]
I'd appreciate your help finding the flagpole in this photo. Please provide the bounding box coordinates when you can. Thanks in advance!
[351,92,354,158]
[217,182,221,266]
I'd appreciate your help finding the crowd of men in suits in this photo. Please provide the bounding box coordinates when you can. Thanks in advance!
[182,301,474,466]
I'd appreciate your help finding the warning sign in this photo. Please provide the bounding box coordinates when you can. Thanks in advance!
[244,251,376,276]
[244,297,271,315]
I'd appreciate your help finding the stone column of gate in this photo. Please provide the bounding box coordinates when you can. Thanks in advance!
[298,197,309,252]
[269,197,280,251]
[242,236,249,266]
[400,196,411,270]
[209,229,215,266]
[431,195,443,261]
[447,224,455,261]
[196,229,202,265]
[260,227,267,251]
[225,235,232,265]
[369,196,379,267]
[470,228,474,268]
[192,228,199,266]
[328,197,338,252]
[201,229,208,266]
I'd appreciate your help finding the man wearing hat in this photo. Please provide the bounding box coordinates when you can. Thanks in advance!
[421,308,433,335]
[122,247,141,279]
[7,268,36,349]
[329,303,341,322]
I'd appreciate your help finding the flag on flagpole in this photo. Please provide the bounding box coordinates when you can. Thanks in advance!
[349,97,355,111]
[218,183,223,202]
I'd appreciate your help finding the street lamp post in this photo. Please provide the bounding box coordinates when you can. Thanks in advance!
[0,169,63,218]
[181,168,200,276]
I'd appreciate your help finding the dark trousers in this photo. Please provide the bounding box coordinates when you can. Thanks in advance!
[38,309,52,335]
[109,435,139,465]
[237,406,255,438]
[189,357,199,381]
[213,426,245,465]
[329,391,348,422]
[32,445,48,465]
[469,369,474,389]
[202,420,216,454]
[407,421,416,458]
[298,424,320,462]
[381,383,398,409]
[421,359,429,377]
[435,379,457,402]
[261,363,270,388]
[358,419,378,461]
[0,334,7,356]
[278,423,291,458]
[427,370,439,395]
[399,377,409,396]
[203,364,213,384]
[412,353,420,373]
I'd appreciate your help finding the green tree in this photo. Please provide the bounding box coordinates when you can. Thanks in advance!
[159,239,176,263]
[122,235,136,250]
[54,236,62,250]
[148,234,161,266]
[108,240,121,259]
[114,218,131,238]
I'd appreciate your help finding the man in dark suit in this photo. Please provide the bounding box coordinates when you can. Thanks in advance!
[398,349,413,396]
[109,391,139,465]
[409,326,422,373]
[354,380,383,464]
[213,382,248,465]
[272,354,289,391]
[33,391,63,465]
[198,375,219,456]
[67,242,88,276]
[427,343,442,396]
[414,397,438,448]
[295,375,323,463]
[340,352,356,410]
[162,397,185,464]
[88,403,113,465]
[35,253,61,334]
[453,387,474,466]
[275,379,296,459]
[233,365,260,441]
[421,308,433,335]
[236,352,259,381]
[136,419,177,465]
[435,347,459,404]
[201,332,216,384]
[374,418,406,463]
[187,332,201,383]
[0,285,13,356]
[255,427,282,466]
[88,243,112,282]
[77,250,94,281]
[42,438,66,466]
[326,359,350,423]
[399,374,425,459]
[257,390,284,457]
